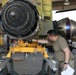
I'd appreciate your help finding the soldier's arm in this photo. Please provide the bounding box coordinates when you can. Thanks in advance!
[63,47,71,64]
[32,39,49,44]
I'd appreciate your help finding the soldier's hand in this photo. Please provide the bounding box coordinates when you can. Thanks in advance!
[63,64,67,70]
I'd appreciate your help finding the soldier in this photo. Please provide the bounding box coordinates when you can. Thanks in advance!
[47,30,74,75]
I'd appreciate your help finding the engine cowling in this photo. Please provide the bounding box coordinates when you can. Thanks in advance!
[53,18,76,39]
[2,0,39,40]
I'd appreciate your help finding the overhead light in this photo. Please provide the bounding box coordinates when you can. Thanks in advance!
[64,0,70,5]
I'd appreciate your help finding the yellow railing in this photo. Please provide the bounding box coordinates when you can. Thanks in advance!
[42,0,52,17]
[36,0,52,19]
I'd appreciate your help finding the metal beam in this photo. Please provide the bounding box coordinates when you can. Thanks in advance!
[52,0,64,2]
[52,0,76,7]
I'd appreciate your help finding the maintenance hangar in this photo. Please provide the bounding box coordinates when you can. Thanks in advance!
[0,0,76,75]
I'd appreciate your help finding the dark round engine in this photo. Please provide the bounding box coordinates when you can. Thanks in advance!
[2,0,39,39]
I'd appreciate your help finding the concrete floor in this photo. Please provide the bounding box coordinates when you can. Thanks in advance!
[12,50,76,75]
[13,53,43,75]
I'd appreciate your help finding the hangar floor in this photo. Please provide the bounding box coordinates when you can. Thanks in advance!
[12,50,76,75]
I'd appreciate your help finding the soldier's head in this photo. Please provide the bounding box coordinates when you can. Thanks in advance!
[47,30,58,42]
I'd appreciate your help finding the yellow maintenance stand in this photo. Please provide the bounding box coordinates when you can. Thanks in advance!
[6,39,49,58]
[0,35,3,46]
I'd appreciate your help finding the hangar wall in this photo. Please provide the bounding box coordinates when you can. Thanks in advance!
[53,4,76,10]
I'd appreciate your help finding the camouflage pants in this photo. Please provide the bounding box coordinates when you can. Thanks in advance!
[58,59,75,75]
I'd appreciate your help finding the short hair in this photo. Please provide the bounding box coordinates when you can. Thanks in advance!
[47,30,58,36]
